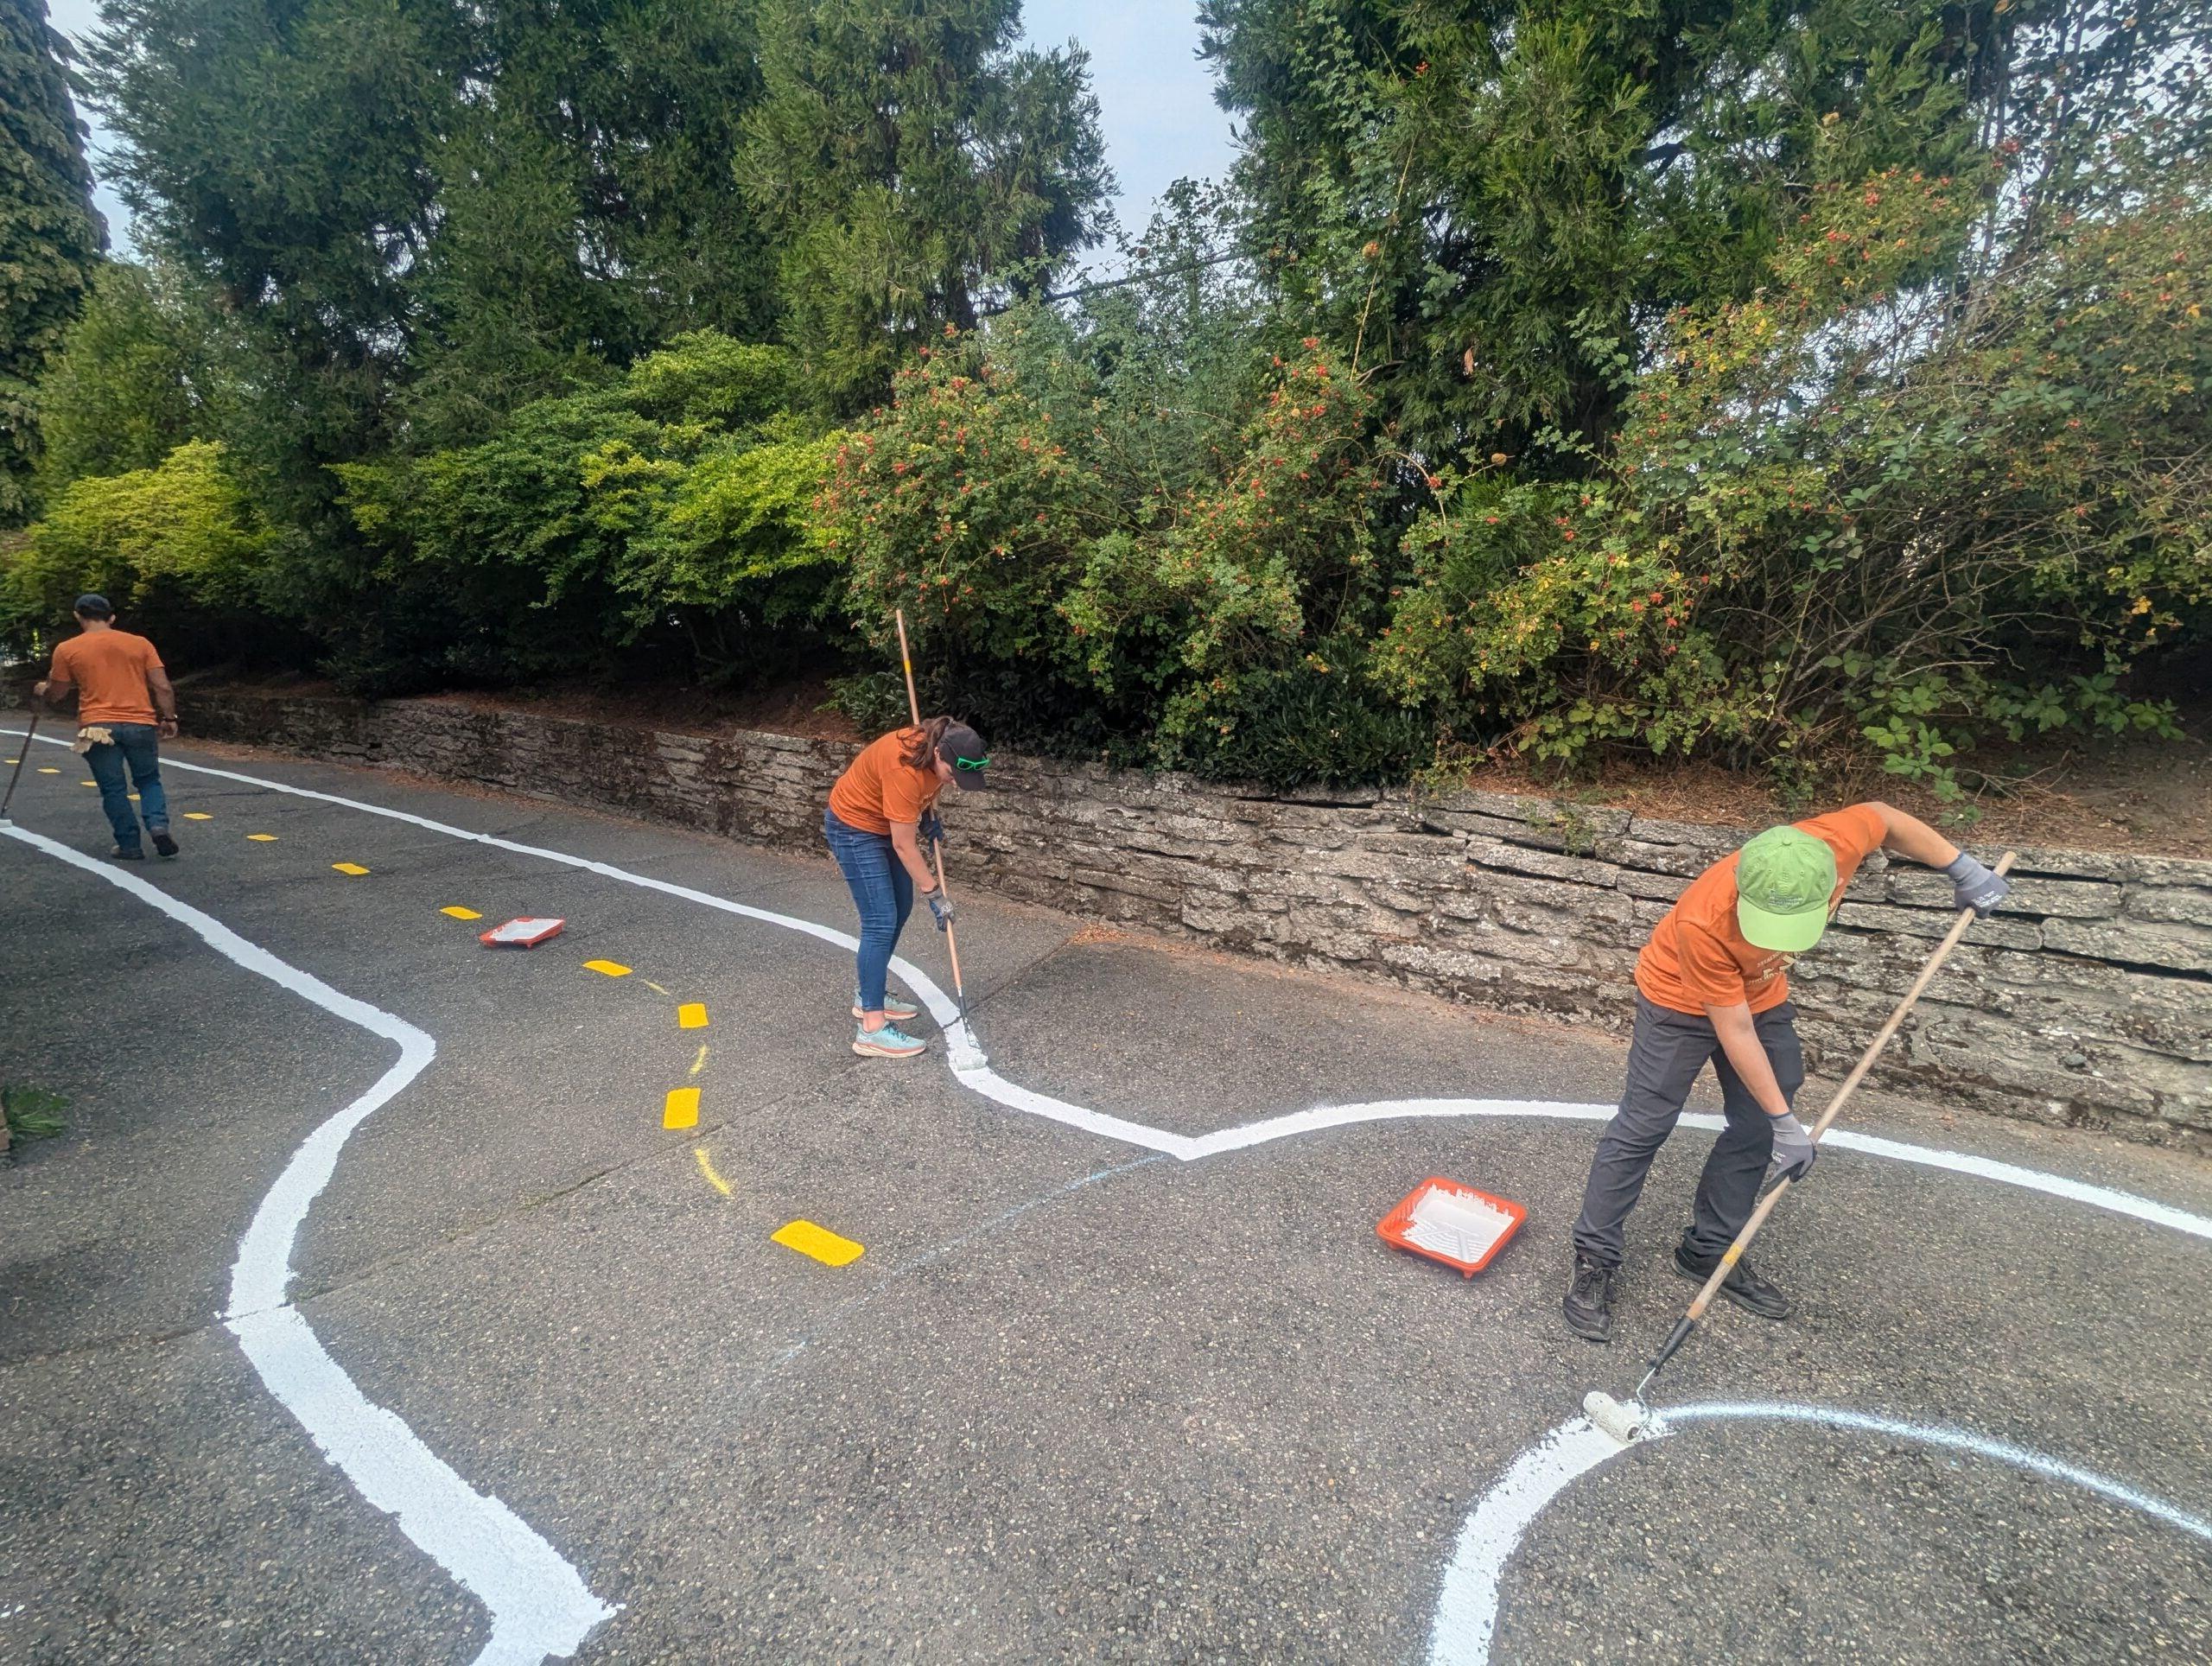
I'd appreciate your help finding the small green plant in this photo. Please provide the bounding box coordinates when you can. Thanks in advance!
[2,1084,69,1142]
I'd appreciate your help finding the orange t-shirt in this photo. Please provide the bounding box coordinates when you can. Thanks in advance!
[828,727,944,836]
[1635,804,1887,1016]
[48,630,162,728]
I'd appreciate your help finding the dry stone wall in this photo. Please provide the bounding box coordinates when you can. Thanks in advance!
[186,690,2211,1148]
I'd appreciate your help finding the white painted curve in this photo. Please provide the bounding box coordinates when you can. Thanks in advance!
[13,728,2204,1245]
[0,820,614,1663]
[1427,1402,2212,1666]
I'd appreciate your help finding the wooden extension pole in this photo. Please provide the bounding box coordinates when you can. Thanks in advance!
[893,610,969,1014]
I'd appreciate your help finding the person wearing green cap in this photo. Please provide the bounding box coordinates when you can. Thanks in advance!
[1563,801,2010,1343]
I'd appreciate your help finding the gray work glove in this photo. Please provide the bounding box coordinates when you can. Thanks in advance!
[925,887,956,932]
[1765,1111,1818,1185]
[1944,852,2011,916]
[918,809,945,849]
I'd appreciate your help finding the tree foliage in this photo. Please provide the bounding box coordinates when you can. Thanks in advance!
[0,0,104,521]
[1379,149,2211,793]
[740,0,1112,412]
[33,258,210,496]
[2,0,2202,798]
[332,334,838,690]
[1,439,267,658]
[1199,0,2203,472]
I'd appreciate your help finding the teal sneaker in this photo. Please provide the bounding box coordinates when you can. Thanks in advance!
[852,1021,926,1059]
[852,990,921,1021]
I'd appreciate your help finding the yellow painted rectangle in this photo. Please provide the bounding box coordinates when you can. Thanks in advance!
[247,833,278,842]
[662,1086,700,1129]
[677,1002,709,1030]
[772,1219,864,1267]
[582,959,632,977]
[36,766,59,774]
[80,779,96,786]
[183,811,212,820]
[332,862,371,876]
[441,906,482,919]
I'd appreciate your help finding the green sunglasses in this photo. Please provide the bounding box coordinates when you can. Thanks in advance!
[954,754,990,769]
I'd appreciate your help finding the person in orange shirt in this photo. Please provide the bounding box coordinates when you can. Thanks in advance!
[1563,801,2012,1343]
[824,716,991,1058]
[31,595,181,862]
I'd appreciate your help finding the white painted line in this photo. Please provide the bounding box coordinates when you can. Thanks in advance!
[11,726,2205,1249]
[0,820,614,1663]
[1427,1416,1630,1664]
[1428,1401,2212,1666]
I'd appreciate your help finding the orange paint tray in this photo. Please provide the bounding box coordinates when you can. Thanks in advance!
[1377,1176,1527,1276]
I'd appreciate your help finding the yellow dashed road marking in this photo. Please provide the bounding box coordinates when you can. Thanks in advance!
[80,779,95,786]
[247,833,278,842]
[183,811,212,821]
[641,979,671,995]
[689,1044,709,1077]
[662,1087,700,1129]
[694,1148,732,1197]
[441,906,482,919]
[582,959,632,977]
[332,862,371,876]
[772,1220,864,1267]
[36,766,59,774]
[677,1002,709,1029]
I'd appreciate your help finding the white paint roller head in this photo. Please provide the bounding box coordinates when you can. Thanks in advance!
[1583,1389,1653,1446]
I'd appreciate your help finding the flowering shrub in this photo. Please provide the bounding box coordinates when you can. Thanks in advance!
[821,327,1406,779]
[820,329,1109,677]
[1382,151,2209,792]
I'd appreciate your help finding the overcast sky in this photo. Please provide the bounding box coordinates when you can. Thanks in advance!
[42,0,1239,265]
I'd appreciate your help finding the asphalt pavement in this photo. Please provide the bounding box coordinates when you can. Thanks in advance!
[2,717,2208,1663]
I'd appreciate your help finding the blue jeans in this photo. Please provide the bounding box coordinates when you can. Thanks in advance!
[825,806,913,1014]
[84,723,168,851]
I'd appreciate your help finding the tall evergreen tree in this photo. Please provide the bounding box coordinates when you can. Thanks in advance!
[86,0,783,622]
[1198,0,2025,467]
[739,0,1111,413]
[0,0,105,522]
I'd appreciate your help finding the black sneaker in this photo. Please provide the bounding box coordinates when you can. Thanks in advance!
[1674,1242,1792,1320]
[1563,1251,1618,1344]
[109,844,145,862]
[150,829,178,858]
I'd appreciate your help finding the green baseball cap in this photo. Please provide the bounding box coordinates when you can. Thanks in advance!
[1734,826,1838,952]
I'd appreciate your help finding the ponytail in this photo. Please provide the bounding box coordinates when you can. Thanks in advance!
[900,715,954,771]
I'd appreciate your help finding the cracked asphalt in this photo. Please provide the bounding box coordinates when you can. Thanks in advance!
[2,718,2208,1663]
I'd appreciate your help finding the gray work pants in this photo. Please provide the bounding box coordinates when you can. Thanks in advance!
[1571,995,1804,1267]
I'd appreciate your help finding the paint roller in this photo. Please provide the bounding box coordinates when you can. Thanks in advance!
[893,608,987,1072]
[1586,852,2016,1447]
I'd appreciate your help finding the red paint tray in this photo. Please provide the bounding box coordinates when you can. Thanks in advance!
[480,917,567,948]
[1377,1176,1527,1276]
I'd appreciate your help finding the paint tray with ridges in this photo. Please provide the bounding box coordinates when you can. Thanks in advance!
[1376,1176,1527,1276]
[480,917,566,948]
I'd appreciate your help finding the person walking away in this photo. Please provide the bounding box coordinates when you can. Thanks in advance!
[32,595,181,862]
[823,717,991,1058]
[1562,800,2011,1343]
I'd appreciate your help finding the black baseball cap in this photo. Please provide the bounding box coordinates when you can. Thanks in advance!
[74,593,112,617]
[938,722,991,790]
